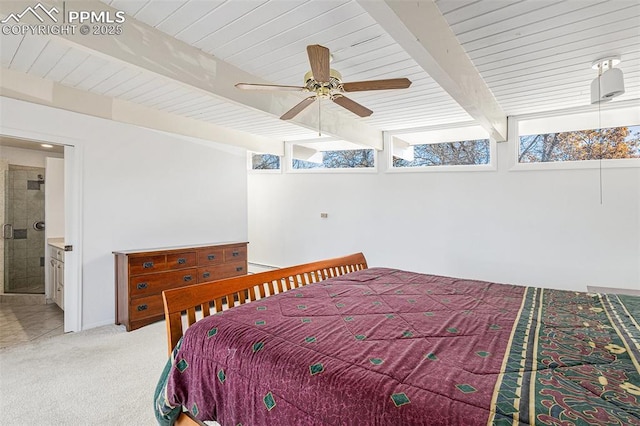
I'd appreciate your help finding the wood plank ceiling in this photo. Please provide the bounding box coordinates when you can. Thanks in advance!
[1,0,638,151]
[437,0,640,115]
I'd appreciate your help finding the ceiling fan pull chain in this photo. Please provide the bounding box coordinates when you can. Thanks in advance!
[318,97,322,136]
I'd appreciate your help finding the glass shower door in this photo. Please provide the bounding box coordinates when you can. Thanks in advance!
[3,165,46,294]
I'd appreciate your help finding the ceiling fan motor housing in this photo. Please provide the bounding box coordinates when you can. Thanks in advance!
[304,69,343,98]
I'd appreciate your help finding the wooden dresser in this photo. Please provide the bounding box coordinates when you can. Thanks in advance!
[114,242,248,331]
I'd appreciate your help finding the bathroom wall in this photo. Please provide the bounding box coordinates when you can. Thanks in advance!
[4,165,46,293]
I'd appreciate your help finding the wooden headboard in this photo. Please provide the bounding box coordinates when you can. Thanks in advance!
[162,252,368,355]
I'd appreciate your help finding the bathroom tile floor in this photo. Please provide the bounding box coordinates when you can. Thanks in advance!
[0,303,64,349]
[4,283,45,294]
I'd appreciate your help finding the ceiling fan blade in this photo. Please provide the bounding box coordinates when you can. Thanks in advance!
[235,83,305,92]
[342,78,412,92]
[332,95,373,117]
[280,96,316,120]
[307,44,331,83]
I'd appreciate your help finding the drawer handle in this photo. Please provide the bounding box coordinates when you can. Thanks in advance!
[202,272,211,279]
[207,254,216,260]
[232,251,240,257]
[137,304,148,311]
[137,282,148,290]
[236,266,243,272]
[177,258,186,265]
[184,275,193,282]
[143,261,154,269]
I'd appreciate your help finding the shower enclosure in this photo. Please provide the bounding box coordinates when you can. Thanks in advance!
[2,165,46,293]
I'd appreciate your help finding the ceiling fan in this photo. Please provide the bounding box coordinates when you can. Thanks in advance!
[235,44,412,120]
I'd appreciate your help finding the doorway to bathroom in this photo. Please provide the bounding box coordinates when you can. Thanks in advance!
[1,134,80,333]
[1,137,69,342]
[1,138,66,314]
[2,165,47,294]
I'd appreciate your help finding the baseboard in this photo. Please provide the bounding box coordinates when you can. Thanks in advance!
[248,262,279,274]
[586,286,640,296]
[81,319,119,331]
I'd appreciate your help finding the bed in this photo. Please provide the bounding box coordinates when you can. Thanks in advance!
[154,253,640,425]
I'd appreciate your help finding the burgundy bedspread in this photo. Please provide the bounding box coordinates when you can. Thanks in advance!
[157,268,640,425]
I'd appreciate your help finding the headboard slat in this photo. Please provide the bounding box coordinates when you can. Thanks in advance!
[163,252,368,354]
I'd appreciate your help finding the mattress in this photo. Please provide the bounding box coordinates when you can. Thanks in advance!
[155,267,640,425]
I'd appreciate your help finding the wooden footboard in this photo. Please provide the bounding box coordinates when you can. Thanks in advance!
[162,252,368,355]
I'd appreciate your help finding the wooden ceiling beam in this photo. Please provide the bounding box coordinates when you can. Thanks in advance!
[358,0,507,142]
[0,68,285,155]
[0,0,383,149]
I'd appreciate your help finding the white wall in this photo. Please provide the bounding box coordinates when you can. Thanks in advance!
[248,142,640,292]
[44,157,65,301]
[0,146,63,167]
[1,97,248,329]
[44,157,65,239]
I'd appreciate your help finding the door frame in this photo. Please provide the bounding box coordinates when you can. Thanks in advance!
[63,144,82,332]
[0,127,83,332]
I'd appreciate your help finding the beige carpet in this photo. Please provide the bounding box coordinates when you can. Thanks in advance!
[0,321,168,425]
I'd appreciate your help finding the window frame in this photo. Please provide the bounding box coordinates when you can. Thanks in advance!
[509,102,640,172]
[285,141,379,174]
[385,122,497,173]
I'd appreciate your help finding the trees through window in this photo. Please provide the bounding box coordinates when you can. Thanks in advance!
[291,149,375,170]
[393,139,490,167]
[519,125,640,163]
[250,116,639,172]
[251,153,280,170]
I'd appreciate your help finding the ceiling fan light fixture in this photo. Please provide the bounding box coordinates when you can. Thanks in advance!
[590,56,625,104]
[303,69,343,97]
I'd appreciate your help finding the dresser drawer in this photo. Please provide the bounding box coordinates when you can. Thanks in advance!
[197,261,246,283]
[166,252,197,270]
[197,248,224,266]
[129,294,165,322]
[129,255,166,276]
[129,268,197,298]
[196,267,215,283]
[224,246,247,262]
[217,261,247,279]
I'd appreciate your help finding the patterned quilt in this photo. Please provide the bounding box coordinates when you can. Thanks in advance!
[154,268,640,425]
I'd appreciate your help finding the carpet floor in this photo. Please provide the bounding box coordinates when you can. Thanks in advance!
[0,321,168,425]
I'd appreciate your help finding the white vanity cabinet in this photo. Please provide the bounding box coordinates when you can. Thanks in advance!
[49,245,64,310]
